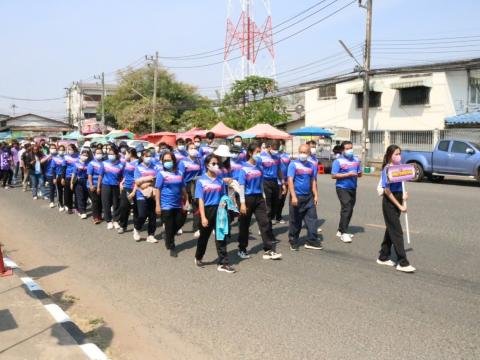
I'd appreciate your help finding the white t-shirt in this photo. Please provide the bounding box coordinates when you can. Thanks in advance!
[18,149,26,167]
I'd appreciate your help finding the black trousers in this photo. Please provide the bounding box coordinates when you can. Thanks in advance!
[46,176,56,202]
[195,206,228,265]
[288,194,319,246]
[74,179,88,214]
[56,175,65,207]
[118,188,137,229]
[263,179,279,225]
[336,188,357,234]
[101,184,120,222]
[161,208,186,250]
[238,194,274,252]
[276,190,287,221]
[89,188,102,219]
[379,193,409,266]
[135,198,156,235]
[1,169,12,186]
[186,180,200,232]
[64,176,75,210]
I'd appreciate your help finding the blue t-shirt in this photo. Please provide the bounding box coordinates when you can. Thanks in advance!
[199,144,214,159]
[155,170,184,210]
[173,149,188,162]
[73,160,88,180]
[287,159,315,196]
[238,162,263,196]
[308,155,319,175]
[87,160,104,188]
[45,155,56,177]
[123,159,138,190]
[259,151,280,180]
[52,155,66,177]
[101,160,124,186]
[279,152,291,179]
[178,157,201,184]
[331,155,362,190]
[381,166,403,193]
[238,149,247,162]
[64,154,79,178]
[134,163,157,200]
[195,174,225,206]
[230,159,244,181]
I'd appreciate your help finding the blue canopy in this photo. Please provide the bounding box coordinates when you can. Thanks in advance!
[0,131,12,140]
[62,131,83,140]
[289,126,333,137]
[445,112,480,125]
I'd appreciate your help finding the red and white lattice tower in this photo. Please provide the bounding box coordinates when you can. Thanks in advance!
[222,0,276,95]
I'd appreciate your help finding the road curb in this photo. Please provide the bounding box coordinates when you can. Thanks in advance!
[3,256,109,360]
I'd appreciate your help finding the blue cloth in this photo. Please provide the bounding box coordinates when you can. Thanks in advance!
[52,155,65,177]
[87,160,104,188]
[230,159,244,181]
[195,173,225,206]
[123,159,138,190]
[238,162,263,196]
[154,170,184,210]
[45,156,56,177]
[173,149,188,162]
[238,149,247,162]
[331,155,362,190]
[287,159,315,196]
[133,163,157,200]
[101,160,124,186]
[308,155,319,175]
[259,151,280,180]
[64,154,79,178]
[381,166,403,192]
[34,157,41,174]
[279,152,291,179]
[178,157,201,184]
[199,144,214,158]
[216,195,238,241]
[73,160,88,180]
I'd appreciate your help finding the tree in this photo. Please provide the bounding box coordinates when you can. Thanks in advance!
[177,107,219,130]
[220,75,288,131]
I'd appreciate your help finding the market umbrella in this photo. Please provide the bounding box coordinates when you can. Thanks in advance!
[106,130,135,140]
[289,126,334,137]
[209,121,238,138]
[84,133,104,139]
[237,123,292,140]
[62,131,83,140]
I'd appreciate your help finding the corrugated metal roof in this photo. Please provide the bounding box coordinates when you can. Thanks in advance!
[390,77,432,89]
[445,112,480,124]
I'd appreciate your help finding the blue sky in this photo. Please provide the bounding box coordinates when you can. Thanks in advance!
[1,0,479,119]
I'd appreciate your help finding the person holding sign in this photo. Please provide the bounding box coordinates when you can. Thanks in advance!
[331,141,362,243]
[377,145,416,273]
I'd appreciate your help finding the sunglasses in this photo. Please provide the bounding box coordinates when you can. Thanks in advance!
[210,162,219,166]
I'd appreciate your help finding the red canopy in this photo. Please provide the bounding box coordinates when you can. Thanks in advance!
[209,121,237,138]
[140,132,176,144]
[238,123,292,140]
[177,127,207,140]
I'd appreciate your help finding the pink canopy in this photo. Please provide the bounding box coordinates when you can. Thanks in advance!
[140,132,176,144]
[238,123,292,140]
[209,121,237,138]
[177,127,207,140]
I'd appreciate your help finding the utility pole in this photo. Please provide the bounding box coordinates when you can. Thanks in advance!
[146,52,159,133]
[65,87,72,126]
[361,0,372,169]
[11,104,17,116]
[94,72,106,134]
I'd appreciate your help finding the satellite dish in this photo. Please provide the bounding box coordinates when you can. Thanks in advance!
[295,104,304,114]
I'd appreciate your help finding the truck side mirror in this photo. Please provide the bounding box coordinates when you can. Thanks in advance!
[466,148,474,155]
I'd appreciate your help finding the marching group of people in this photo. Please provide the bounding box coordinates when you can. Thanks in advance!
[0,131,415,274]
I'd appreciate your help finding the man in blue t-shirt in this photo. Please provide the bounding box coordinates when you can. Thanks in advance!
[287,144,322,251]
[331,141,362,243]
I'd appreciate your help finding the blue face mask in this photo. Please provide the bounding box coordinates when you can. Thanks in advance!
[177,145,185,151]
[163,161,174,170]
[344,149,354,158]
[143,157,152,165]
[108,155,116,161]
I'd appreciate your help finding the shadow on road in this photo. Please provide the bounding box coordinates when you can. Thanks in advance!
[25,265,68,280]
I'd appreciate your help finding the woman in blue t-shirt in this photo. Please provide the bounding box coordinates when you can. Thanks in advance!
[155,151,188,257]
[63,144,79,214]
[45,143,58,208]
[87,147,105,224]
[71,149,90,219]
[377,145,415,273]
[118,148,139,233]
[54,145,67,211]
[101,147,124,230]
[194,154,235,273]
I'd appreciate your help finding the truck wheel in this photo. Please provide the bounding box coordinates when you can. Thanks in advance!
[428,175,444,183]
[410,162,424,182]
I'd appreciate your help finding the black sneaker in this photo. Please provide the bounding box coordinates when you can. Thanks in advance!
[217,264,236,273]
[304,242,323,250]
[194,258,205,268]
[272,238,280,244]
[238,250,251,259]
[170,249,178,258]
[290,244,299,251]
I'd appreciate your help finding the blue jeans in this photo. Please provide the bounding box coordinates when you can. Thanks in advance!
[30,173,45,197]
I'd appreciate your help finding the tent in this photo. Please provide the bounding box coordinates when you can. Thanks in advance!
[140,131,176,144]
[0,131,12,140]
[84,133,104,139]
[62,131,83,140]
[289,126,333,137]
[106,129,135,140]
[177,127,207,140]
[209,122,237,138]
[237,123,292,140]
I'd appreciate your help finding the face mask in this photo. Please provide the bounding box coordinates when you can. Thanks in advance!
[120,148,127,154]
[58,151,65,156]
[188,149,198,157]
[279,145,284,152]
[108,155,116,161]
[208,164,219,174]
[253,154,262,163]
[310,148,317,155]
[143,157,152,165]
[68,150,74,155]
[177,145,185,151]
[194,142,201,148]
[102,149,107,154]
[299,153,308,162]
[392,154,402,164]
[163,161,174,170]
[344,149,354,158]
[50,149,57,155]
[231,153,239,160]
[270,150,278,155]
[95,154,103,160]
[80,155,88,162]
[234,141,242,147]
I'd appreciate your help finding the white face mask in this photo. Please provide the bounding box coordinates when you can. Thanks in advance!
[299,153,308,162]
[80,155,88,162]
[310,148,317,155]
[194,142,201,148]
[208,164,219,174]
[188,149,198,157]
[177,145,186,151]
[68,150,74,155]
[95,154,103,160]
[234,141,242,147]
[58,151,65,156]
[270,150,278,155]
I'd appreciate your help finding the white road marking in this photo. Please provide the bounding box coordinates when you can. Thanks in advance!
[3,257,18,268]
[80,343,110,360]
[20,276,43,292]
[44,303,71,323]
[365,223,420,234]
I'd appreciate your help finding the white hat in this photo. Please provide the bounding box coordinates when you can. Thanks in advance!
[83,141,91,148]
[214,144,233,157]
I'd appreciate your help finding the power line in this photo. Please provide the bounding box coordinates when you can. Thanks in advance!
[0,94,66,102]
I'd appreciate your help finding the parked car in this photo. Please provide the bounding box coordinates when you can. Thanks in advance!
[402,139,480,182]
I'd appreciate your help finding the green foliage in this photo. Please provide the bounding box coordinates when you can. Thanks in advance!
[177,107,219,130]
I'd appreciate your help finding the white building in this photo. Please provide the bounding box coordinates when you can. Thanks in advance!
[303,58,480,131]
[67,82,117,128]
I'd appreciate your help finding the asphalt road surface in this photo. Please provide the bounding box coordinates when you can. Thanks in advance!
[1,176,479,360]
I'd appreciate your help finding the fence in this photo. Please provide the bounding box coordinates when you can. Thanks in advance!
[351,128,480,161]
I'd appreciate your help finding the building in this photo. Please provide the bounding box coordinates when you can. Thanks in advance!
[303,58,480,131]
[0,113,73,138]
[67,82,117,129]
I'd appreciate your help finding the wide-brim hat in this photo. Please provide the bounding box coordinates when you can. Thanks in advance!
[214,144,233,157]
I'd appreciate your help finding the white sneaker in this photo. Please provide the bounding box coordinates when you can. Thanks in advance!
[80,214,87,219]
[238,250,251,259]
[58,206,65,212]
[258,230,261,235]
[262,250,282,260]
[113,221,121,230]
[317,227,322,233]
[107,222,114,230]
[396,264,416,273]
[336,231,355,238]
[4,186,9,189]
[33,196,38,200]
[279,219,286,224]
[49,202,55,208]
[44,196,49,200]
[271,219,277,225]
[340,233,353,243]
[193,230,200,239]
[376,259,396,267]
[176,229,183,235]
[146,235,158,243]
[133,228,141,241]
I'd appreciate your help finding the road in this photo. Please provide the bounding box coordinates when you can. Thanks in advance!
[1,176,479,360]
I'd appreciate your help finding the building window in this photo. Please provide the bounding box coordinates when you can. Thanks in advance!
[84,94,101,102]
[469,80,480,105]
[399,86,430,106]
[318,84,336,99]
[356,91,381,108]
[84,113,97,119]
